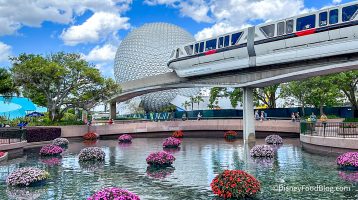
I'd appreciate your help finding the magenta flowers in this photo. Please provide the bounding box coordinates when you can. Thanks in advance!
[53,137,69,147]
[87,187,140,200]
[162,137,181,148]
[336,152,358,169]
[39,144,63,156]
[118,134,133,143]
[146,151,175,167]
[79,147,105,162]
[250,145,275,158]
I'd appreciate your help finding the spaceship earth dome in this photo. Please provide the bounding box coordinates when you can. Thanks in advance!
[114,23,199,111]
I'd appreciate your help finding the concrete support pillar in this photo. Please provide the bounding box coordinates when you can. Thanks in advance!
[109,101,117,120]
[243,87,255,142]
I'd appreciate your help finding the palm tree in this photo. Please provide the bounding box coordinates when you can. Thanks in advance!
[181,101,191,111]
[196,95,204,109]
[189,96,195,111]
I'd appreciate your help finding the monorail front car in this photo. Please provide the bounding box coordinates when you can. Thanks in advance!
[168,1,358,77]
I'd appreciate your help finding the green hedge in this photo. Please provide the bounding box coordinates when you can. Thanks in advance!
[343,118,358,122]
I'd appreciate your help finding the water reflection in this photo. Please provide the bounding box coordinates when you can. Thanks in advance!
[146,166,175,179]
[0,138,356,200]
[163,147,181,154]
[338,171,358,183]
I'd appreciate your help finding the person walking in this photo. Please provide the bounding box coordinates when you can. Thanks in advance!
[260,111,264,121]
[197,112,202,121]
[255,110,260,120]
[291,112,296,122]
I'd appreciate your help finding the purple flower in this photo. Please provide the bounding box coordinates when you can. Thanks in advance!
[118,134,133,143]
[6,167,49,187]
[87,187,140,200]
[337,152,358,168]
[265,135,283,144]
[146,151,175,167]
[250,145,275,158]
[79,147,105,162]
[162,137,181,148]
[52,138,69,146]
[39,144,63,156]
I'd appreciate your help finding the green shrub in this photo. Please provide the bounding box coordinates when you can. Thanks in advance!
[343,118,358,122]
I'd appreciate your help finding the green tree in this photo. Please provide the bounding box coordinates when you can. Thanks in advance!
[0,68,18,96]
[208,87,226,109]
[195,95,204,109]
[304,76,343,115]
[181,101,190,111]
[330,70,358,117]
[189,96,195,111]
[229,88,242,108]
[11,52,121,121]
[281,81,310,116]
[253,84,282,108]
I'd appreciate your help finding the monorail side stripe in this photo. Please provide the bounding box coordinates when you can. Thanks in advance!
[168,20,358,66]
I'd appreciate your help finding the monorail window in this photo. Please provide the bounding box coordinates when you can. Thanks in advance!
[319,12,328,26]
[199,42,204,53]
[224,35,230,47]
[329,9,339,24]
[277,22,285,36]
[343,4,358,22]
[296,14,316,31]
[194,43,199,54]
[218,37,224,48]
[260,24,275,38]
[205,39,217,51]
[184,45,194,55]
[176,48,180,58]
[286,20,294,33]
[231,32,242,45]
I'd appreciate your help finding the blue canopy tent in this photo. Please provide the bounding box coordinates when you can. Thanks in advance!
[26,112,44,117]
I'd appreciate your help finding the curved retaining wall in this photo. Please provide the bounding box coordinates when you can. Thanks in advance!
[300,134,358,155]
[59,119,299,138]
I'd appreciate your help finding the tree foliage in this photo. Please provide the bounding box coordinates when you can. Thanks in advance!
[0,68,18,97]
[253,84,282,108]
[11,52,121,121]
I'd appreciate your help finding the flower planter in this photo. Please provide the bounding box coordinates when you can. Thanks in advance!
[172,130,184,138]
[162,137,181,148]
[265,134,283,145]
[336,152,358,170]
[87,187,140,200]
[224,130,238,140]
[118,134,133,143]
[146,151,175,167]
[78,147,105,162]
[83,132,99,140]
[6,167,50,187]
[250,145,275,158]
[211,170,260,199]
[0,152,8,162]
[39,144,64,156]
[52,138,69,148]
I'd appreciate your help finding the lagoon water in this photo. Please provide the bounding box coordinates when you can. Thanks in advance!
[0,138,357,200]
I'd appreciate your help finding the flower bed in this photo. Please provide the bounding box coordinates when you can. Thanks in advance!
[250,145,275,158]
[118,134,133,143]
[39,144,63,156]
[336,152,358,170]
[265,134,283,144]
[162,137,181,148]
[52,138,69,147]
[224,130,238,140]
[79,147,105,162]
[87,187,140,200]
[6,167,50,187]
[83,132,99,140]
[146,151,175,167]
[172,130,183,138]
[211,170,260,199]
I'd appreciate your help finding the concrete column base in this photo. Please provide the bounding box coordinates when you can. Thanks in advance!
[109,101,117,120]
[243,87,255,142]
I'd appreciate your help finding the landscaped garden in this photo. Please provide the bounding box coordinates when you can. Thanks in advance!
[0,136,357,199]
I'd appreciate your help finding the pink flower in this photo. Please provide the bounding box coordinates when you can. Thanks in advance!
[146,151,175,167]
[162,137,181,148]
[39,144,63,156]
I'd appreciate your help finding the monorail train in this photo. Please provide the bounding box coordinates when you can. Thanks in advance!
[168,1,358,77]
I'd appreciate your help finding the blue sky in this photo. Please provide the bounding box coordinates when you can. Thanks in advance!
[0,0,353,78]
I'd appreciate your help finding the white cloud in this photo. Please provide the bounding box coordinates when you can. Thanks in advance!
[0,0,132,36]
[195,22,246,40]
[0,42,11,62]
[60,12,130,45]
[332,0,342,4]
[85,43,117,62]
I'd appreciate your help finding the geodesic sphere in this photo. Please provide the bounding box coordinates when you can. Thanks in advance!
[114,23,199,111]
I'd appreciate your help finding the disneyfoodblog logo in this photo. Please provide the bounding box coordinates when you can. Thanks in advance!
[273,184,352,193]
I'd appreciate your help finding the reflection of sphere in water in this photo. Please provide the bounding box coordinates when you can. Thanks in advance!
[114,23,199,111]
[146,166,175,179]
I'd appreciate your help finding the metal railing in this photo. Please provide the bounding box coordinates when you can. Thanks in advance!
[0,128,26,144]
[300,121,358,138]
